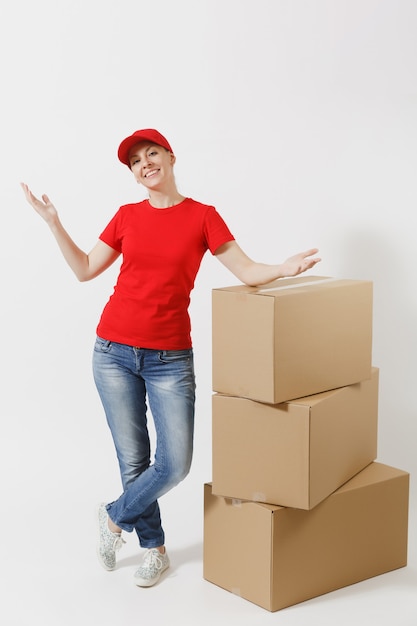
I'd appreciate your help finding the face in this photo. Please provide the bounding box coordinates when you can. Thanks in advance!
[128,142,175,189]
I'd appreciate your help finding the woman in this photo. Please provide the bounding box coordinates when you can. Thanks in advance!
[21,128,320,588]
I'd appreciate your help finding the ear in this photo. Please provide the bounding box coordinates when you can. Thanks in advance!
[170,153,176,165]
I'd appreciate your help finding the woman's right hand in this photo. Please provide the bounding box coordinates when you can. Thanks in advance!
[20,183,58,226]
[20,182,120,281]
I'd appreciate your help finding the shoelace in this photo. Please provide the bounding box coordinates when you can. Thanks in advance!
[143,549,164,571]
[113,535,126,551]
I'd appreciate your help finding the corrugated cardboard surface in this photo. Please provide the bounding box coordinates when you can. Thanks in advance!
[212,276,373,403]
[203,462,409,612]
[212,368,379,509]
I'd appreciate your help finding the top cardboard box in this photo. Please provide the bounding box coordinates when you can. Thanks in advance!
[212,276,373,404]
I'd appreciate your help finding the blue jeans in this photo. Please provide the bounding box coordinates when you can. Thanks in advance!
[92,337,196,548]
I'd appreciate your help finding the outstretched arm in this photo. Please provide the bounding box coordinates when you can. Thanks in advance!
[21,183,120,281]
[215,240,321,287]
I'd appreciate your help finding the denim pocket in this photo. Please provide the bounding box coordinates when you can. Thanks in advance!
[158,349,193,364]
[94,336,112,353]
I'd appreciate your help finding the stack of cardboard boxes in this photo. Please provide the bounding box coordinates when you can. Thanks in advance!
[203,276,409,612]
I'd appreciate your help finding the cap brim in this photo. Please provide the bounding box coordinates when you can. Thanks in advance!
[117,136,149,166]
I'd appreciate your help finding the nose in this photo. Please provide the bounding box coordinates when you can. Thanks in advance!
[142,154,153,171]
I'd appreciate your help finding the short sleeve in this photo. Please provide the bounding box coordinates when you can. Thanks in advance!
[204,206,235,254]
[99,208,124,253]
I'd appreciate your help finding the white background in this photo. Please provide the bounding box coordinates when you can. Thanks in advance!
[1,0,416,624]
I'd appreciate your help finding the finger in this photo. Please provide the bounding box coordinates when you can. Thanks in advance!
[20,182,30,196]
[20,182,34,202]
[304,248,319,257]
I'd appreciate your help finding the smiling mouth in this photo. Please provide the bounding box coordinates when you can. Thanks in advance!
[145,169,160,178]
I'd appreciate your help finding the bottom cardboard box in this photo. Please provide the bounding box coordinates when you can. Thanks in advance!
[203,462,409,612]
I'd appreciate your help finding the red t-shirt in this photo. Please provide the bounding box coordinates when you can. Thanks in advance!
[96,197,234,349]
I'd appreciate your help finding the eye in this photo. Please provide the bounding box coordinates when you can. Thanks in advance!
[149,150,157,157]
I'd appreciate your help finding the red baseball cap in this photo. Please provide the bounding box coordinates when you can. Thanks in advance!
[117,129,173,167]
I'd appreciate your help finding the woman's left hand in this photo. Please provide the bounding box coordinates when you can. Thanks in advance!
[280,248,321,277]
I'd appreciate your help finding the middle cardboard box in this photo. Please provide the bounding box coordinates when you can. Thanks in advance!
[212,367,379,510]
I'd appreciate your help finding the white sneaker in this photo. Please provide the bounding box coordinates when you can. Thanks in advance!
[97,503,125,571]
[133,548,170,587]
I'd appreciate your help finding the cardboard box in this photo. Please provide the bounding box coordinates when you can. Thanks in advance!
[203,462,409,612]
[212,276,373,403]
[212,368,379,509]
